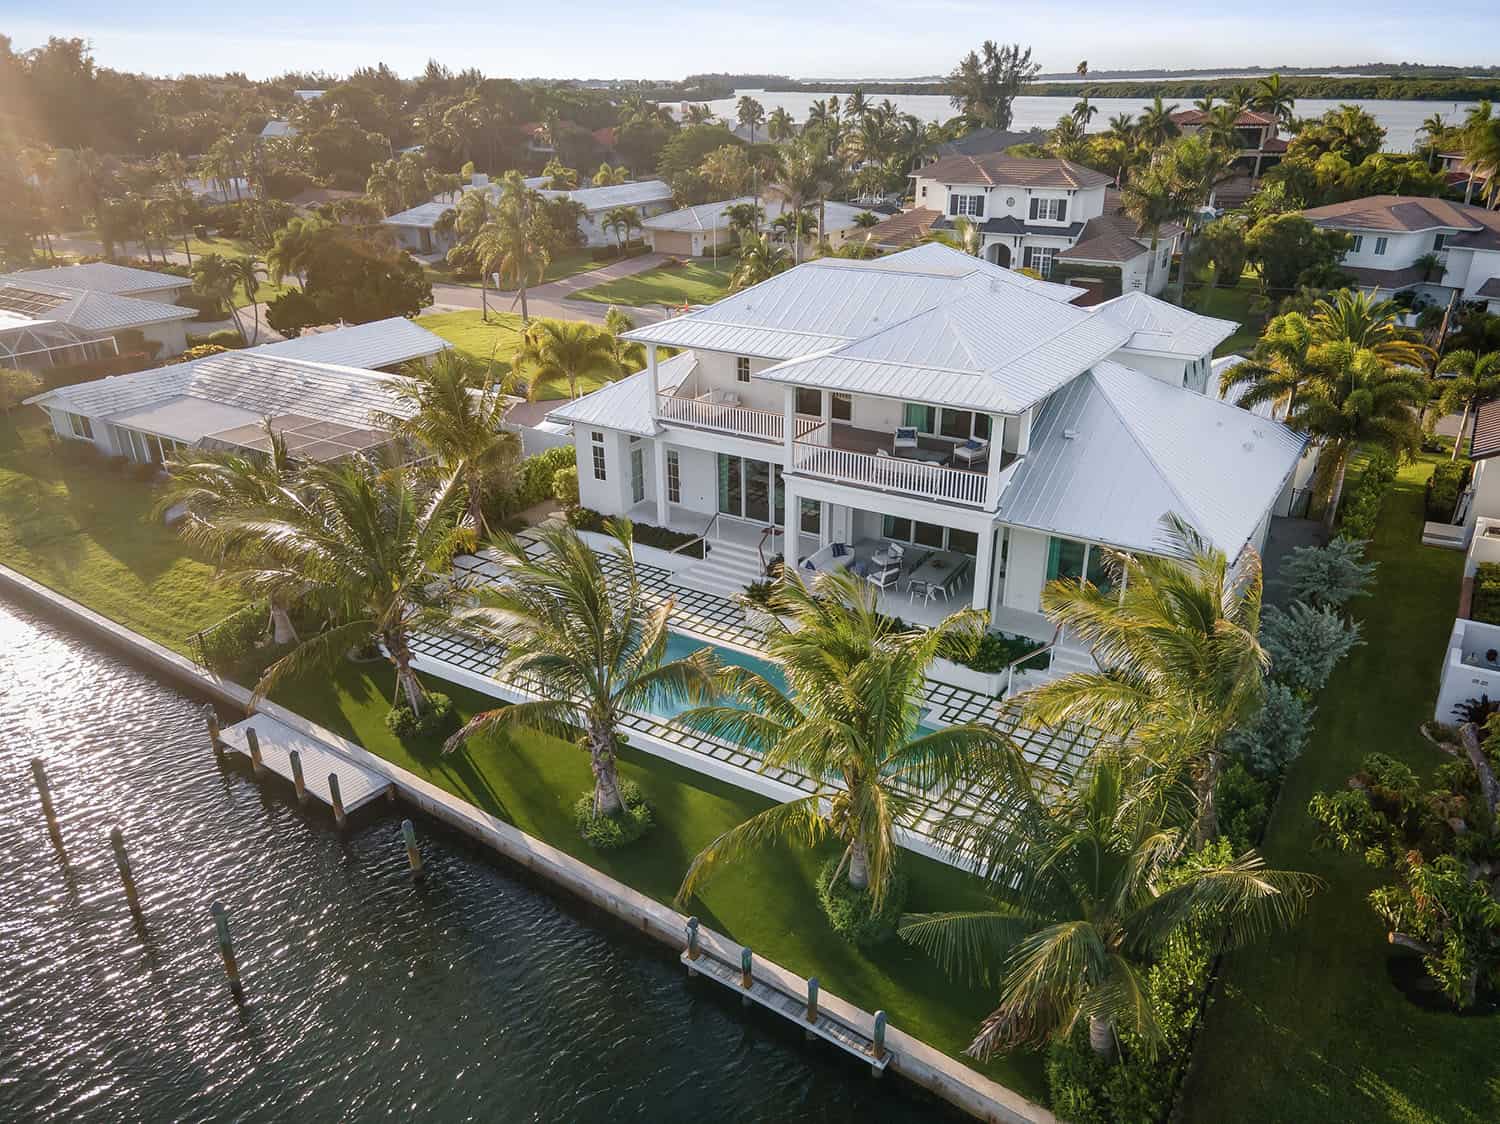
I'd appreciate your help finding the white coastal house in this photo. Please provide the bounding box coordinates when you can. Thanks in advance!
[910,157,1179,297]
[27,318,449,467]
[546,244,1302,640]
[0,266,196,359]
[641,195,872,257]
[1301,195,1500,311]
[538,180,675,247]
[382,200,458,257]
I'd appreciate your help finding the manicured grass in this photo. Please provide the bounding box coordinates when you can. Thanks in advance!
[1189,276,1262,357]
[275,658,1046,1101]
[571,258,737,308]
[179,234,261,261]
[425,249,609,289]
[0,411,247,653]
[416,309,618,400]
[1181,452,1499,1124]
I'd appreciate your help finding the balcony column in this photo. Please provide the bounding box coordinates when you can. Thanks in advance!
[971,526,997,614]
[653,439,670,525]
[647,345,659,421]
[782,386,796,462]
[985,415,1005,508]
[781,475,800,564]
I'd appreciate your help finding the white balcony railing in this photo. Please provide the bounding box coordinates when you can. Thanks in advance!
[657,394,821,443]
[792,441,991,507]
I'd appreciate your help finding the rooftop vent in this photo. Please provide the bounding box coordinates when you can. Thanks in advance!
[1063,427,1079,440]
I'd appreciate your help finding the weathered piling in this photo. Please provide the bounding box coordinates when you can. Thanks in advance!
[684,916,701,978]
[805,977,820,1039]
[872,1010,888,1075]
[740,946,753,1005]
[328,773,346,829]
[245,727,265,778]
[109,828,142,916]
[211,901,244,1001]
[289,749,307,805]
[30,758,65,856]
[204,705,224,760]
[401,819,424,880]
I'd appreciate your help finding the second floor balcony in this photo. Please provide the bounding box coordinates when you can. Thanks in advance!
[657,389,821,443]
[791,422,1023,509]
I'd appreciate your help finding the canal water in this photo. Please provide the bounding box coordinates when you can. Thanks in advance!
[0,598,963,1122]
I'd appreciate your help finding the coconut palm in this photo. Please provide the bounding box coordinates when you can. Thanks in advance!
[518,319,618,401]
[1460,101,1498,206]
[770,142,829,265]
[601,205,641,257]
[1219,312,1319,418]
[1107,113,1136,142]
[1435,350,1500,460]
[1168,135,1237,304]
[1026,515,1268,841]
[230,255,266,344]
[191,253,242,339]
[1291,340,1428,530]
[379,351,522,533]
[767,106,797,144]
[1309,288,1435,370]
[1119,160,1191,296]
[1137,97,1180,149]
[603,305,646,372]
[592,162,629,186]
[238,456,469,714]
[730,233,791,289]
[1253,73,1296,127]
[722,201,766,244]
[1071,96,1099,128]
[471,172,550,323]
[736,96,766,144]
[684,103,715,126]
[675,569,1020,906]
[901,751,1319,1060]
[267,214,328,287]
[925,214,983,257]
[447,521,716,816]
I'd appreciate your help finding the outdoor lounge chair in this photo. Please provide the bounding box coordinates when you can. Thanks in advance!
[893,427,919,455]
[951,438,989,468]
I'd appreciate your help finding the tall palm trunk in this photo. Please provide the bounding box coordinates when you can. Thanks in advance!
[384,629,427,713]
[1142,230,1160,295]
[519,281,530,324]
[846,838,870,890]
[587,719,625,816]
[1088,1015,1114,1059]
[1453,399,1473,461]
[1316,444,1352,535]
[269,600,299,645]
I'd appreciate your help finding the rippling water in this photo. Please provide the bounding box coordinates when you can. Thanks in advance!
[0,599,960,1122]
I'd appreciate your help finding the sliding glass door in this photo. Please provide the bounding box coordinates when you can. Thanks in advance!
[718,454,785,525]
[1046,535,1114,592]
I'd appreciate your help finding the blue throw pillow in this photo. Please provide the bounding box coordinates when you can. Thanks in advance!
[896,427,917,440]
[964,438,980,450]
[802,559,815,571]
[831,542,848,558]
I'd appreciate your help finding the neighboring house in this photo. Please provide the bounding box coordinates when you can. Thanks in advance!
[25,318,448,468]
[1436,152,1491,203]
[0,278,195,358]
[1458,398,1500,534]
[921,127,1047,163]
[381,200,458,256]
[538,180,676,247]
[640,195,871,256]
[912,156,1177,288]
[859,207,941,251]
[259,119,299,141]
[289,185,364,212]
[3,262,192,302]
[1054,190,1183,301]
[545,243,1303,639]
[1169,108,1287,178]
[1301,195,1500,305]
[0,309,117,370]
[293,89,325,101]
[182,177,251,205]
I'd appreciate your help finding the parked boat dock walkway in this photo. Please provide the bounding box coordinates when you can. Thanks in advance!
[218,714,391,814]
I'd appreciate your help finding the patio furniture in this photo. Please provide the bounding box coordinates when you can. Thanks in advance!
[951,438,989,468]
[893,426,919,454]
[866,559,902,593]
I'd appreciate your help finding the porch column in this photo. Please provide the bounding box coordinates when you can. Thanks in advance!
[971,526,997,614]
[1014,409,1032,456]
[985,415,1004,508]
[647,345,659,421]
[781,475,800,565]
[653,439,670,524]
[782,386,796,462]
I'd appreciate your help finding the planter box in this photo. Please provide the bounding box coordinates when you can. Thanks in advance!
[925,656,1007,696]
[574,528,702,574]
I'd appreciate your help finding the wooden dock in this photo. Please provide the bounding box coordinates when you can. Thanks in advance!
[219,714,390,814]
[681,946,891,1073]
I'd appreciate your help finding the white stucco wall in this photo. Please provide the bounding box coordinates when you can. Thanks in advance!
[133,320,189,358]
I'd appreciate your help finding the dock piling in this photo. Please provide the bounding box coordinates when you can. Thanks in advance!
[872,1010,888,1075]
[204,705,224,760]
[211,901,244,1001]
[30,758,65,857]
[740,947,753,1005]
[109,828,142,917]
[805,976,819,1040]
[289,749,307,805]
[401,819,424,880]
[245,727,265,778]
[328,773,347,829]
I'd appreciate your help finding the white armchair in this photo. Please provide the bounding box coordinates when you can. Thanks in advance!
[952,437,989,467]
[893,426,919,454]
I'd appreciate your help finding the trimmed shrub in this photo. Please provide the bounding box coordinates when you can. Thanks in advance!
[1261,601,1363,693]
[1223,680,1317,779]
[513,445,574,510]
[384,691,459,744]
[1279,536,1377,609]
[632,521,705,557]
[567,505,606,532]
[1217,758,1272,853]
[1425,460,1471,523]
[195,601,268,673]
[814,855,908,949]
[963,630,1045,673]
[1473,562,1500,625]
[573,779,654,849]
[1336,452,1397,541]
[552,463,580,509]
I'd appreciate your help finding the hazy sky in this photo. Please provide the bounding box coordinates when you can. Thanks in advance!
[7,1,1496,80]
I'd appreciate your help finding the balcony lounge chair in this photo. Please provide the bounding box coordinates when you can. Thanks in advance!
[952,437,989,468]
[893,426,919,455]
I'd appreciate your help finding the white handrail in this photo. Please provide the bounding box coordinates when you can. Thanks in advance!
[657,394,783,441]
[792,442,989,507]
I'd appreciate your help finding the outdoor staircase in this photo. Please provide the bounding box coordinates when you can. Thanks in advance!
[669,539,766,596]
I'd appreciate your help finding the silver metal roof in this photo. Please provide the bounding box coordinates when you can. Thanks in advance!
[538,179,673,212]
[642,195,869,234]
[257,317,449,369]
[108,397,262,443]
[381,201,454,228]
[2,262,192,295]
[545,353,695,436]
[1090,291,1239,359]
[998,360,1306,555]
[0,280,195,332]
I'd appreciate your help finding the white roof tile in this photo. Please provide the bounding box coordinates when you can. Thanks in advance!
[0,280,194,332]
[539,179,673,212]
[382,201,455,228]
[2,262,191,295]
[544,354,695,436]
[1091,291,1238,358]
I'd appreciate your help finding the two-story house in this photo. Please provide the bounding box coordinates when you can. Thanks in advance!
[547,244,1301,642]
[1301,195,1500,311]
[1169,108,1287,178]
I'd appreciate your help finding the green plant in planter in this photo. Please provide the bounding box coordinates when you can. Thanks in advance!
[815,855,908,948]
[385,691,459,744]
[573,778,654,849]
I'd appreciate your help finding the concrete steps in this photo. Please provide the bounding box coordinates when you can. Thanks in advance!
[669,540,766,595]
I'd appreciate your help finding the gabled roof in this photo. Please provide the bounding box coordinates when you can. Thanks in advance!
[0,280,194,332]
[915,154,1112,190]
[381,200,455,228]
[860,208,941,249]
[3,262,191,295]
[999,360,1305,555]
[1058,211,1156,264]
[929,128,1048,158]
[260,119,298,139]
[1090,291,1238,358]
[539,179,673,212]
[1301,195,1500,238]
[1170,108,1275,127]
[641,195,870,234]
[545,353,695,436]
[1470,398,1500,461]
[251,317,449,369]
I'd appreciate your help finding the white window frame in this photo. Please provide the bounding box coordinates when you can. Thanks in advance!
[666,449,681,504]
[67,412,93,440]
[1029,197,1067,222]
[1024,246,1057,278]
[735,356,751,383]
[590,430,607,481]
[1374,236,1388,256]
[948,192,984,217]
[1349,234,1364,254]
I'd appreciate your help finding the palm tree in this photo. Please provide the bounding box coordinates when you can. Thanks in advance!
[684,103,714,126]
[1253,73,1296,127]
[1309,288,1435,370]
[1107,113,1136,141]
[675,569,1018,905]
[447,521,716,817]
[1462,102,1500,208]
[191,254,242,340]
[730,233,790,289]
[722,201,766,244]
[1137,97,1180,149]
[1025,514,1267,841]
[267,215,328,287]
[1120,160,1191,296]
[238,457,469,715]
[1291,341,1428,531]
[471,172,550,323]
[1071,96,1099,128]
[901,751,1318,1060]
[379,351,522,532]
[767,106,797,144]
[1436,350,1500,460]
[1168,135,1236,304]
[518,319,618,401]
[770,141,830,264]
[1219,312,1319,418]
[736,96,766,144]
[924,215,983,257]
[601,205,641,257]
[230,255,266,344]
[603,305,646,373]
[592,162,629,186]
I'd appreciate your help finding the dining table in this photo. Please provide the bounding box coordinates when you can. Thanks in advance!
[907,549,968,596]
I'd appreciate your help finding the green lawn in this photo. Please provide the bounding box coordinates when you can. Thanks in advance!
[1181,452,1499,1124]
[0,412,247,653]
[571,258,737,308]
[425,249,610,290]
[417,309,617,400]
[1190,276,1261,357]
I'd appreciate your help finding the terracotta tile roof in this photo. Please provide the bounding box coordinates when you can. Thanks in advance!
[1261,136,1289,152]
[1339,262,1434,289]
[917,154,1113,190]
[1302,194,1500,236]
[861,207,940,248]
[1170,108,1275,127]
[1471,398,1500,461]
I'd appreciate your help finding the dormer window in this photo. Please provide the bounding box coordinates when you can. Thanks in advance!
[949,193,985,217]
[1029,197,1067,222]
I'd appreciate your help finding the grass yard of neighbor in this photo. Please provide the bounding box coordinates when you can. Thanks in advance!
[416,309,617,400]
[1190,276,1261,358]
[570,258,736,308]
[1181,452,1499,1124]
[425,249,611,290]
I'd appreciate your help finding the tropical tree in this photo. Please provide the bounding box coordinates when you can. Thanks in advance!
[603,305,646,372]
[767,106,797,144]
[736,96,766,144]
[1219,312,1319,418]
[1026,515,1268,841]
[730,233,791,289]
[1071,96,1099,128]
[230,255,266,344]
[379,351,522,532]
[470,172,551,323]
[1461,101,1500,206]
[722,201,766,244]
[1120,160,1191,296]
[1168,135,1237,303]
[592,162,629,186]
[267,215,329,287]
[1435,350,1500,460]
[947,40,1040,129]
[901,752,1318,1059]
[238,456,469,714]
[191,253,242,340]
[924,214,983,257]
[447,521,716,816]
[1309,288,1435,369]
[518,318,618,400]
[675,569,1018,905]
[601,205,641,257]
[1137,97,1181,149]
[683,103,715,126]
[1253,73,1296,127]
